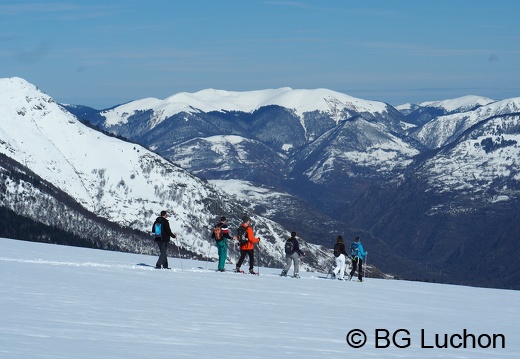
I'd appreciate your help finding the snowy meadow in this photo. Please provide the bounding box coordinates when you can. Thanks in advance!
[1,238,518,358]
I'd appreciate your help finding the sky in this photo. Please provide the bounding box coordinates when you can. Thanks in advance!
[1,0,520,109]
[2,238,519,359]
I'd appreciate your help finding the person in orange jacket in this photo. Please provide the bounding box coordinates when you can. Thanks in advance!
[235,215,260,274]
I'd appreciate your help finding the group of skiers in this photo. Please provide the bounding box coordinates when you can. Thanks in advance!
[152,210,367,281]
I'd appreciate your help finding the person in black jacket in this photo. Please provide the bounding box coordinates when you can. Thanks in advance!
[332,236,348,280]
[280,232,305,278]
[152,210,177,269]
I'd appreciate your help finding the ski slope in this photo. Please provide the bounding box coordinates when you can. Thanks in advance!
[1,238,518,359]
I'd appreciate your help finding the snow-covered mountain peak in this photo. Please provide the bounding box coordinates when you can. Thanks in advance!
[395,103,416,111]
[411,96,520,149]
[165,87,294,110]
[162,87,391,116]
[101,87,391,127]
[1,76,40,92]
[485,97,520,114]
[0,77,53,108]
[419,95,495,113]
[0,77,212,231]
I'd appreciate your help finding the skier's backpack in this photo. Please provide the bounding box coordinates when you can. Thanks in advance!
[236,226,249,245]
[350,242,359,259]
[333,243,341,257]
[153,219,162,237]
[284,239,294,254]
[213,225,222,241]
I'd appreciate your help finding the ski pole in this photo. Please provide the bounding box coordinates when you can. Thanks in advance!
[205,243,211,270]
[234,239,237,265]
[325,265,332,279]
[175,236,184,270]
[364,253,367,279]
[257,243,260,275]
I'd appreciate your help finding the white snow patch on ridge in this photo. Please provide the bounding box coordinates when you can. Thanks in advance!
[420,95,495,112]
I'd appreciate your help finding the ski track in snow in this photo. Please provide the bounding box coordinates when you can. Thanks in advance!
[1,238,519,359]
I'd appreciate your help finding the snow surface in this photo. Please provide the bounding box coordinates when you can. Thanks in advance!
[101,87,390,126]
[1,238,519,359]
[419,95,495,112]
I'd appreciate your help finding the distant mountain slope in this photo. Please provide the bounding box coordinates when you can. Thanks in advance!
[71,88,413,207]
[344,111,520,289]
[402,95,496,126]
[0,152,157,255]
[65,87,422,257]
[409,98,520,149]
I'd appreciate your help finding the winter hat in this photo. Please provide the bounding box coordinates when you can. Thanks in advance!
[242,215,250,223]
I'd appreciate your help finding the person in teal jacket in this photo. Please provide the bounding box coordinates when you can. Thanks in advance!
[211,216,233,272]
[349,236,367,281]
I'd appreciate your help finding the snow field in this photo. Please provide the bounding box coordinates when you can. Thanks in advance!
[1,238,519,359]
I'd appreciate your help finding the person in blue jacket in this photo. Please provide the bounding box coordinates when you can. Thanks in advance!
[349,236,367,281]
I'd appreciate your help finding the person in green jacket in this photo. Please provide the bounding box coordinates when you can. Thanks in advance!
[211,216,233,272]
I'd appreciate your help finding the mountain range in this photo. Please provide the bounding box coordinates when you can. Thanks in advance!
[1,77,519,289]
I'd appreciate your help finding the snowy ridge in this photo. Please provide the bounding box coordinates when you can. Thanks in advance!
[396,103,416,111]
[0,78,208,225]
[421,113,520,206]
[101,87,390,126]
[1,238,518,359]
[173,135,284,171]
[411,97,520,149]
[419,95,495,113]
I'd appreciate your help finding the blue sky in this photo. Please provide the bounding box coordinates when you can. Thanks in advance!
[2,0,519,109]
